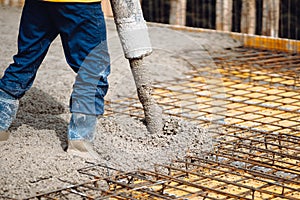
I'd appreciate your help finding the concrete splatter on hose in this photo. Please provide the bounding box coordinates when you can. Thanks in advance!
[129,58,163,134]
[110,0,163,134]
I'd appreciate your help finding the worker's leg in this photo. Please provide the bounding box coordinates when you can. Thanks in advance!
[52,3,110,143]
[0,1,58,99]
[0,1,58,137]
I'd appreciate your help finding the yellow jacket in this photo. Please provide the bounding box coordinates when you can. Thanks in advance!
[44,0,101,2]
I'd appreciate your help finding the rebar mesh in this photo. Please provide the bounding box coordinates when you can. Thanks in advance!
[28,47,300,199]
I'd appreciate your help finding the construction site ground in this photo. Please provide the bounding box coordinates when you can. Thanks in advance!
[1,5,300,200]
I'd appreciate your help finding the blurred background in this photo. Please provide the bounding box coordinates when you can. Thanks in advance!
[0,0,299,40]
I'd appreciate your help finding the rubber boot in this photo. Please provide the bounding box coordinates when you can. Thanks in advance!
[0,89,19,141]
[67,113,100,160]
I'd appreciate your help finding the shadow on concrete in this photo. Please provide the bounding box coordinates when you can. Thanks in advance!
[10,87,69,150]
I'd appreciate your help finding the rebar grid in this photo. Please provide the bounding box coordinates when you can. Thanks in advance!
[29,47,300,199]
[210,47,300,88]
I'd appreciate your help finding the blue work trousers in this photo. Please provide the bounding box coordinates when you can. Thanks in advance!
[0,0,110,116]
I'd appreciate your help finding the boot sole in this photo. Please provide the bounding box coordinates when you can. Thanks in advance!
[67,140,101,161]
[0,131,10,141]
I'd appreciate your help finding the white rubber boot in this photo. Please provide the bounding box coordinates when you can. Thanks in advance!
[67,113,100,160]
[0,89,19,141]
